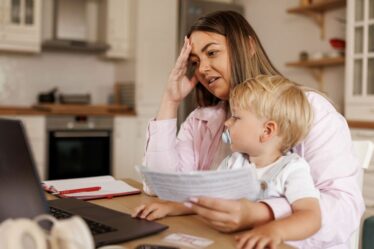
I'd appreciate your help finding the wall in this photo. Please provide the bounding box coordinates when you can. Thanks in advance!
[0,52,122,105]
[236,0,346,112]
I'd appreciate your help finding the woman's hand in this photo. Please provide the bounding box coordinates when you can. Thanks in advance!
[235,223,283,249]
[185,197,274,233]
[132,200,193,221]
[157,37,198,120]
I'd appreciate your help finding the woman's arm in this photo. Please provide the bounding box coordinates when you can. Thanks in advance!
[236,198,321,249]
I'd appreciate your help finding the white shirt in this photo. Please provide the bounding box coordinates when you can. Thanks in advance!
[217,152,320,204]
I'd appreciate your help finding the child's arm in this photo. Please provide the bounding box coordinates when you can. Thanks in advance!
[236,198,321,249]
[132,200,195,220]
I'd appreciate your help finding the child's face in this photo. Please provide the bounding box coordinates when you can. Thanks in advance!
[189,31,231,100]
[224,106,265,156]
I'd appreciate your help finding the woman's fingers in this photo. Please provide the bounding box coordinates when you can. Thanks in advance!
[255,237,271,249]
[175,37,192,72]
[186,202,228,220]
[190,196,235,213]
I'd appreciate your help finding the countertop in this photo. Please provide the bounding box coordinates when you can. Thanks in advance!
[348,120,374,130]
[0,104,136,116]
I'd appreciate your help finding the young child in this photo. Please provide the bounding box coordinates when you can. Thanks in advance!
[133,75,321,248]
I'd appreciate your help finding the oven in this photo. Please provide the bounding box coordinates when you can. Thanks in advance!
[47,116,113,180]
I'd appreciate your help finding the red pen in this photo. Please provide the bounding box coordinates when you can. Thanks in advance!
[59,186,101,194]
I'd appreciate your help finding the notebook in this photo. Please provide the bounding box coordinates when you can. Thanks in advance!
[0,118,168,247]
[43,175,141,200]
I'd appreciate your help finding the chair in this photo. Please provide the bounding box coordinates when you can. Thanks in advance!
[349,140,374,249]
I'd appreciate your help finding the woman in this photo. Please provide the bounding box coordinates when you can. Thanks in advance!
[142,11,364,248]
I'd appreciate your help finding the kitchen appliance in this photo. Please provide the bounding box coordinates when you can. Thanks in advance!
[47,115,113,180]
[42,0,109,52]
[177,0,243,126]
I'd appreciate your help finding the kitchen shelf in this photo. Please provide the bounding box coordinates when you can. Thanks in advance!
[287,0,346,39]
[286,56,345,90]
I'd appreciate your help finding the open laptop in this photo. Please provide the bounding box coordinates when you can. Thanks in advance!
[0,118,168,247]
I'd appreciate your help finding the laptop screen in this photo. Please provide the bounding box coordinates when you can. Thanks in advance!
[0,119,48,222]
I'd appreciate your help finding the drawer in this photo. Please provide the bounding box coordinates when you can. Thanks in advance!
[346,105,374,122]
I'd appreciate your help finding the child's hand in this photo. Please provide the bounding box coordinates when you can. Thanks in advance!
[132,201,174,220]
[132,201,193,221]
[235,223,283,249]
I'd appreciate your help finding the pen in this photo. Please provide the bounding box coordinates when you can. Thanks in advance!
[59,186,101,194]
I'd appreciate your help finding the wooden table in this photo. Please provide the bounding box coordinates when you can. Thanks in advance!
[50,179,295,249]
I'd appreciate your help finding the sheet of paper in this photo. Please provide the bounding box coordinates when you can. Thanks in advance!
[61,180,139,198]
[42,175,115,192]
[163,233,214,248]
[137,166,260,202]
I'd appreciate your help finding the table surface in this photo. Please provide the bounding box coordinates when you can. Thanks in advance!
[49,179,295,249]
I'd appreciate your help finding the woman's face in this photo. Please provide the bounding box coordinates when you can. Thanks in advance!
[189,31,231,100]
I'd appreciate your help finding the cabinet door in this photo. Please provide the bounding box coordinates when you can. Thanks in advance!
[113,116,138,180]
[350,128,374,207]
[0,0,42,52]
[345,0,374,120]
[104,0,133,59]
[1,116,46,179]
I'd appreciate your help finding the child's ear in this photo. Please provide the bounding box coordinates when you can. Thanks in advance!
[260,121,277,143]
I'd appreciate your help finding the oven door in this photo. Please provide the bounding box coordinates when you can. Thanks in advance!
[48,130,111,180]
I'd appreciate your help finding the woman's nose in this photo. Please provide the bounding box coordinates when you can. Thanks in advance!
[198,59,210,74]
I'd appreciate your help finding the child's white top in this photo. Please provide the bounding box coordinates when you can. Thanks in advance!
[217,152,320,204]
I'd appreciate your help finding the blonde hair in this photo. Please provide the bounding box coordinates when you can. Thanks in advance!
[230,75,313,153]
[187,11,281,107]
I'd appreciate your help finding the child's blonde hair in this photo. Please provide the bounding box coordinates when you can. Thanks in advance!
[230,75,313,153]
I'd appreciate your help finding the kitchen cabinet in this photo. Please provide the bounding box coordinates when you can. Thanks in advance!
[101,0,134,59]
[113,116,141,181]
[345,0,374,121]
[351,128,374,207]
[286,0,346,91]
[0,115,46,179]
[0,0,42,53]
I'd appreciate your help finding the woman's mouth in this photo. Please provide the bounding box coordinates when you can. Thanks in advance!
[208,77,220,85]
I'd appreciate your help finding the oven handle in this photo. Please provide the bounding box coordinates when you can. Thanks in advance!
[53,131,110,138]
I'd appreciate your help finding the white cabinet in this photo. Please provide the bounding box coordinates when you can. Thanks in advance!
[1,116,46,179]
[0,0,42,53]
[351,128,374,207]
[345,0,374,121]
[100,0,134,59]
[113,116,141,181]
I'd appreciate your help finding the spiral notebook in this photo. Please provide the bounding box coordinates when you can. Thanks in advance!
[42,175,141,200]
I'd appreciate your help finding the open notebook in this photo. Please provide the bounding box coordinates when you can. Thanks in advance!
[42,175,140,200]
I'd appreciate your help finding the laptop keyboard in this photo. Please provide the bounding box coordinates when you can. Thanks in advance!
[49,206,118,235]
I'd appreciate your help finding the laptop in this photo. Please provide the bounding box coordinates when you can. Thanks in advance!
[0,118,168,247]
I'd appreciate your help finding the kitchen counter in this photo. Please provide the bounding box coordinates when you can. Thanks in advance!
[348,120,374,130]
[0,104,136,116]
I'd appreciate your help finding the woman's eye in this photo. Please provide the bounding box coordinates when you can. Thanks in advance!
[207,50,218,57]
[190,61,199,66]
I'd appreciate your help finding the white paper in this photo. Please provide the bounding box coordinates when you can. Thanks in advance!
[163,233,214,248]
[42,175,140,200]
[137,166,260,202]
[43,175,115,192]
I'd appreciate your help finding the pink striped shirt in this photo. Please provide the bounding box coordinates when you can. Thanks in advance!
[143,92,365,249]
